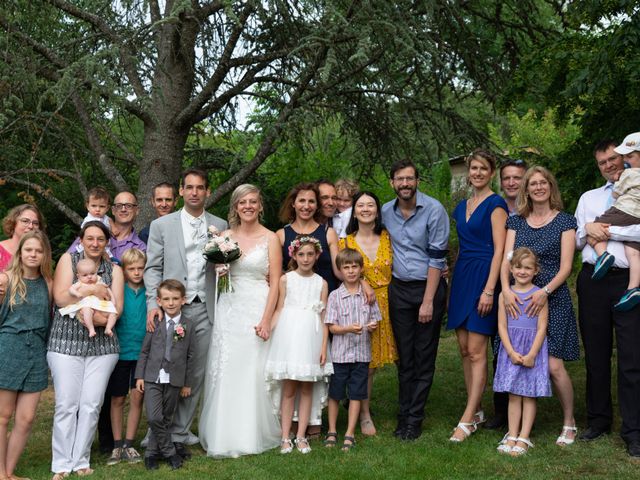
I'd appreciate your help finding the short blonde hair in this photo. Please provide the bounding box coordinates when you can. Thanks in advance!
[516,166,563,217]
[335,179,359,197]
[121,248,146,268]
[228,184,263,228]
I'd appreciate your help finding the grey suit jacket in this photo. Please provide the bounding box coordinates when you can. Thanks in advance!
[144,209,228,323]
[135,314,195,388]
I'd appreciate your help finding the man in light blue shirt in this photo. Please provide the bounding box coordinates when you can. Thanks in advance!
[381,159,449,441]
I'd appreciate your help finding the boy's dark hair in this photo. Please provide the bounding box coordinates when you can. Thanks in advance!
[158,279,186,298]
[336,248,364,269]
[86,186,111,204]
[181,167,209,189]
[389,159,419,180]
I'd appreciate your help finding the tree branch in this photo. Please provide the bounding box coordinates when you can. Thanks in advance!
[196,0,224,20]
[174,3,255,128]
[2,176,84,226]
[47,0,148,99]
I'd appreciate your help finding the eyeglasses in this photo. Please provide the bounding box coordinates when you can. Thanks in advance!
[18,217,40,228]
[528,180,549,188]
[113,203,138,211]
[392,176,417,183]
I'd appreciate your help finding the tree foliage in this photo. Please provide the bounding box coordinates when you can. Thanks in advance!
[1,0,558,226]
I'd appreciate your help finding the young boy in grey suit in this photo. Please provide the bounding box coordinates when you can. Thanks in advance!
[135,279,195,470]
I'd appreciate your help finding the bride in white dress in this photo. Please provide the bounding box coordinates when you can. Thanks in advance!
[199,184,281,458]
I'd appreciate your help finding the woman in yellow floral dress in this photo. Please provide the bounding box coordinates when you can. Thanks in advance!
[339,191,397,436]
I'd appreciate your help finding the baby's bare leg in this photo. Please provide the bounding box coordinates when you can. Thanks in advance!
[82,306,96,337]
[104,313,117,337]
[588,237,607,255]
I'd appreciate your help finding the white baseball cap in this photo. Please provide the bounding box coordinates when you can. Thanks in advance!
[614,132,640,155]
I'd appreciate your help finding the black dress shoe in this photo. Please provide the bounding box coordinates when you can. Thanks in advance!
[144,455,159,470]
[393,423,407,438]
[484,414,507,430]
[627,440,640,457]
[167,454,183,470]
[578,426,610,441]
[401,424,422,441]
[174,442,192,460]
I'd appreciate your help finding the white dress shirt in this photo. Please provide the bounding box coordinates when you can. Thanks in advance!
[575,183,640,267]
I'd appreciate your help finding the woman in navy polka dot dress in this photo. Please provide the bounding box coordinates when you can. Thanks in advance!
[500,166,579,447]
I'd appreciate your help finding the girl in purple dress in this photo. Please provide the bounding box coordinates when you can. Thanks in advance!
[494,248,551,456]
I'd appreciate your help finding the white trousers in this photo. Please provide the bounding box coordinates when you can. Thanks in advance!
[47,352,118,473]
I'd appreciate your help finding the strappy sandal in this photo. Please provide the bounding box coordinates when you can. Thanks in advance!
[510,437,534,456]
[497,433,518,454]
[556,425,577,446]
[75,468,94,477]
[449,421,477,442]
[323,432,338,448]
[474,410,486,426]
[294,437,311,454]
[341,436,356,452]
[51,473,70,480]
[280,438,293,454]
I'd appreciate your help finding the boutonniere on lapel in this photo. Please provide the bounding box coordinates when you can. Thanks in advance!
[173,323,186,342]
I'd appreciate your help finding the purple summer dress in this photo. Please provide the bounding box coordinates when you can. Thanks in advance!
[493,286,551,398]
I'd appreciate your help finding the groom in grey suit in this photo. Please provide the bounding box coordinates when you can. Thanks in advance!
[144,167,228,453]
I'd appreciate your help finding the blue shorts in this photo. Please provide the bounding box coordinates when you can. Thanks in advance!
[329,362,369,401]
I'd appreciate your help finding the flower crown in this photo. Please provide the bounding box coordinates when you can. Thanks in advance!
[288,236,323,257]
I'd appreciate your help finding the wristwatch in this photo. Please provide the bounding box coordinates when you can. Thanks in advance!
[543,286,551,295]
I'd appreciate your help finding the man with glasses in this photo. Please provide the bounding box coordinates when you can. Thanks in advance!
[381,159,449,441]
[109,191,147,260]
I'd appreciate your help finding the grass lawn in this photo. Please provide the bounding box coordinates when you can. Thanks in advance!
[17,330,640,480]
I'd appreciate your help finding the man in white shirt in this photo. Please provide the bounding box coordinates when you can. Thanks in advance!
[574,139,640,457]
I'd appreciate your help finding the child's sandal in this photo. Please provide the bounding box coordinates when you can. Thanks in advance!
[496,433,518,454]
[294,437,311,454]
[323,432,338,448]
[510,437,534,456]
[280,438,293,454]
[341,436,356,452]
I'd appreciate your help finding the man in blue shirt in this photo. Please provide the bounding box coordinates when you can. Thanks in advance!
[382,159,449,441]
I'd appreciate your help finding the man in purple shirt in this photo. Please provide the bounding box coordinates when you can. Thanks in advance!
[68,191,146,263]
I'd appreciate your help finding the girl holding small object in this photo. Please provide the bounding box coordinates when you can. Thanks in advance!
[0,231,53,480]
[494,248,551,456]
[265,235,332,454]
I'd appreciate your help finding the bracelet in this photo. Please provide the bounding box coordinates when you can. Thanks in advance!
[543,286,551,295]
[482,291,494,297]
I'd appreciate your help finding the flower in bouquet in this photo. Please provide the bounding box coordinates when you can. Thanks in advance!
[203,228,242,294]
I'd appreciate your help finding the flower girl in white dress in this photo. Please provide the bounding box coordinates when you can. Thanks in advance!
[265,235,333,454]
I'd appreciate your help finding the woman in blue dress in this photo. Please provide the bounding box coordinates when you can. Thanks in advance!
[500,166,579,447]
[448,149,508,442]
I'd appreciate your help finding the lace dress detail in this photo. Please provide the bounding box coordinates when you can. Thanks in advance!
[199,240,280,458]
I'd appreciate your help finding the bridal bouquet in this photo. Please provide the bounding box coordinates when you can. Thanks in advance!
[202,226,242,294]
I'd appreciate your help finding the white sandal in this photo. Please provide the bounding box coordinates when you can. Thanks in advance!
[294,437,311,454]
[474,410,486,425]
[449,421,477,442]
[497,433,518,454]
[280,438,293,454]
[510,437,534,456]
[556,425,577,446]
